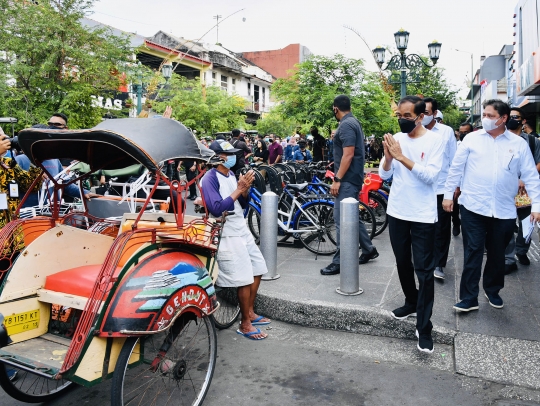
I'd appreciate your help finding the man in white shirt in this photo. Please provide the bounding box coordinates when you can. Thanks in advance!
[443,99,540,312]
[380,96,445,354]
[421,98,457,280]
[451,122,474,237]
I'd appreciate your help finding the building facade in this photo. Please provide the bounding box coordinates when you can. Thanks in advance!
[510,0,540,130]
[241,44,312,79]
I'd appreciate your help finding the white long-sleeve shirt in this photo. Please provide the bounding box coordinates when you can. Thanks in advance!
[431,122,457,195]
[379,130,445,223]
[444,129,540,219]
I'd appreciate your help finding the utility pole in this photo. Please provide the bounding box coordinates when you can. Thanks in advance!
[213,14,222,44]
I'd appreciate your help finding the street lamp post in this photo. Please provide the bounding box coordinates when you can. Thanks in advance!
[130,61,174,116]
[454,49,474,125]
[373,29,442,99]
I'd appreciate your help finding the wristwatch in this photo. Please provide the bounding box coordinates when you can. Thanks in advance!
[334,176,342,183]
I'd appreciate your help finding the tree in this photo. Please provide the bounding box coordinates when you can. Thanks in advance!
[256,110,296,137]
[0,0,134,130]
[153,75,246,135]
[271,54,398,138]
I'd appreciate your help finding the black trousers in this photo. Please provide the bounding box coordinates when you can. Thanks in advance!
[388,215,436,335]
[186,169,197,197]
[434,194,452,267]
[452,202,461,228]
[459,206,515,301]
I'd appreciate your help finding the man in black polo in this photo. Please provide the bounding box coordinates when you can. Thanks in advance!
[321,95,378,276]
[230,129,251,174]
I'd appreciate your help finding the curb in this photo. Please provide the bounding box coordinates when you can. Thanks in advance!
[254,290,456,346]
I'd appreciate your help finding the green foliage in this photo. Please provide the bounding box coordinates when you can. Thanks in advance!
[256,110,296,137]
[0,0,134,130]
[441,105,467,130]
[153,75,246,135]
[271,54,398,138]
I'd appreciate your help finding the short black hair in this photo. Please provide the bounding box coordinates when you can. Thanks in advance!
[459,122,473,132]
[482,99,510,120]
[52,112,68,125]
[398,96,426,116]
[333,95,351,112]
[231,129,240,137]
[509,107,524,118]
[422,97,438,115]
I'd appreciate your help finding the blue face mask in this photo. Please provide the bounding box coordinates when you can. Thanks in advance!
[223,154,236,169]
[264,138,269,143]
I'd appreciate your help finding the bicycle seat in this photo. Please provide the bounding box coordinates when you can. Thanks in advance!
[287,183,309,192]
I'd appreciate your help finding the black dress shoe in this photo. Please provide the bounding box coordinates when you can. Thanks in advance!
[452,225,461,236]
[188,195,197,200]
[504,262,518,275]
[516,253,530,266]
[321,263,340,275]
[359,247,379,264]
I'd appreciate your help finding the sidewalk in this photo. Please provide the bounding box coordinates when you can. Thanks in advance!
[254,228,540,390]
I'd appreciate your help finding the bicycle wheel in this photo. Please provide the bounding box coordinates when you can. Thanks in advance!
[213,286,240,330]
[293,201,337,255]
[0,364,73,403]
[368,191,388,237]
[359,201,376,240]
[111,314,217,406]
[247,206,262,244]
[247,204,292,244]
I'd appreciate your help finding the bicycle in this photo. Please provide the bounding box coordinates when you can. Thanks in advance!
[246,183,338,255]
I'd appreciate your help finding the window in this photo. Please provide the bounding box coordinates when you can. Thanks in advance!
[247,82,251,96]
[221,75,228,91]
[212,72,217,86]
[232,78,236,92]
[262,87,266,108]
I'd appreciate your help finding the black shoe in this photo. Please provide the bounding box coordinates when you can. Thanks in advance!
[321,263,340,275]
[390,303,417,320]
[188,195,197,200]
[516,253,530,266]
[504,262,518,275]
[417,334,434,354]
[452,224,460,236]
[359,247,379,264]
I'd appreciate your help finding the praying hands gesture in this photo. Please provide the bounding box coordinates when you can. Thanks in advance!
[382,133,404,162]
[237,170,255,194]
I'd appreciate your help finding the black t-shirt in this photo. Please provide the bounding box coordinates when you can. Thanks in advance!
[333,113,365,186]
[312,135,325,162]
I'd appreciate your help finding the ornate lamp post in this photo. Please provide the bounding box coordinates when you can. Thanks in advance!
[373,29,442,98]
[130,61,174,116]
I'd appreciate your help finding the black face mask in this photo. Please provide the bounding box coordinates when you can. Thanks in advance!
[333,108,339,122]
[459,132,469,141]
[398,117,418,134]
[506,119,522,131]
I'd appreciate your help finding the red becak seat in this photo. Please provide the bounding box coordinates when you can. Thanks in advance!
[44,265,122,298]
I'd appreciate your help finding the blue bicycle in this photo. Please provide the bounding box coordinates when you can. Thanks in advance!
[245,184,338,255]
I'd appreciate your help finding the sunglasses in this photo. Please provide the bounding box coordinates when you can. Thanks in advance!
[47,122,65,127]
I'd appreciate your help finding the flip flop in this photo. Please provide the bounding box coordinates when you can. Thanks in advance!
[251,315,271,326]
[236,328,267,340]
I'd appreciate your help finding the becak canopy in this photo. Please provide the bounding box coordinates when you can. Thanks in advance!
[17,118,214,173]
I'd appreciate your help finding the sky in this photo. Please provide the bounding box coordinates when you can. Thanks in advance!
[89,0,517,100]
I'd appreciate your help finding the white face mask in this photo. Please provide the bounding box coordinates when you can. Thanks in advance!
[482,117,504,132]
[421,114,434,126]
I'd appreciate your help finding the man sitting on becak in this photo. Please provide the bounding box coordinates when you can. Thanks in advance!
[201,139,270,340]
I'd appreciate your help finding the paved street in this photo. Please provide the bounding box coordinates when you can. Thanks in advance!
[2,321,540,406]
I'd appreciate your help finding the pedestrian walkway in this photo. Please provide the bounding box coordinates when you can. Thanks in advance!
[255,229,540,390]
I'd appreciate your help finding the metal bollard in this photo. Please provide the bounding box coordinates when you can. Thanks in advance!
[336,197,363,296]
[260,192,280,280]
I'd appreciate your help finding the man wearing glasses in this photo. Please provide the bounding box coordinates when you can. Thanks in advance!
[503,107,540,274]
[47,113,68,129]
[443,100,540,312]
